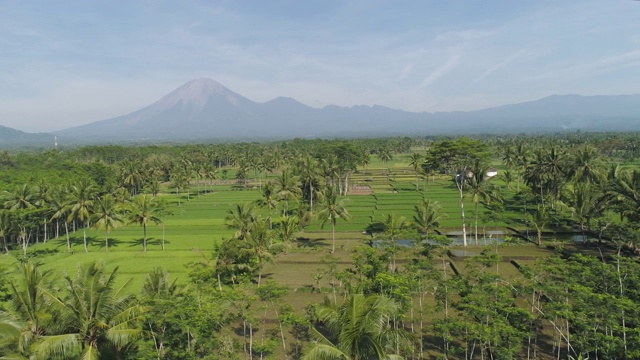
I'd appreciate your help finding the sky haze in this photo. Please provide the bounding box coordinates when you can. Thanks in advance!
[1,0,639,132]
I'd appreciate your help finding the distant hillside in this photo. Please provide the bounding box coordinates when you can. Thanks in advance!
[0,125,53,147]
[52,78,640,143]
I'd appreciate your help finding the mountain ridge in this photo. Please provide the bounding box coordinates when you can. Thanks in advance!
[7,78,640,144]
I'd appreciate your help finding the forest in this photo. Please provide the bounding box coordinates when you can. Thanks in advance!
[0,132,640,359]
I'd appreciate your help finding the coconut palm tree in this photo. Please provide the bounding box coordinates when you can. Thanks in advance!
[49,186,73,253]
[296,155,322,213]
[91,194,123,252]
[277,215,300,253]
[275,168,302,215]
[225,202,257,240]
[128,195,162,252]
[140,267,181,359]
[377,146,393,164]
[34,180,51,243]
[119,159,143,196]
[317,185,350,253]
[566,145,604,185]
[68,179,97,253]
[467,163,502,244]
[513,141,530,192]
[152,199,172,251]
[408,153,423,191]
[2,184,36,211]
[254,181,279,229]
[34,261,144,360]
[382,214,408,272]
[607,166,640,224]
[560,182,606,242]
[304,293,415,360]
[0,311,21,347]
[412,198,444,240]
[242,217,283,286]
[6,261,54,355]
[170,170,189,206]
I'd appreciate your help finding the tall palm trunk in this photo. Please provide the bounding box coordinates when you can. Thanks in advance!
[458,185,468,247]
[332,220,336,253]
[475,202,480,245]
[83,226,88,253]
[65,222,71,253]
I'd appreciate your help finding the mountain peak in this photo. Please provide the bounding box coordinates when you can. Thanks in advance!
[156,78,241,110]
[181,78,229,95]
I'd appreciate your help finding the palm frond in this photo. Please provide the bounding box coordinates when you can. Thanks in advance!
[302,343,349,360]
[32,333,81,360]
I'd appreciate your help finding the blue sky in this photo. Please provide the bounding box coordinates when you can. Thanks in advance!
[1,0,639,132]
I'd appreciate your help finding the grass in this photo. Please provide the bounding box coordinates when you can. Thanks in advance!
[0,161,579,309]
[0,159,604,360]
[0,161,555,287]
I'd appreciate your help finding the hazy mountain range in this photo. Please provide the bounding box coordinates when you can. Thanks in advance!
[4,78,640,145]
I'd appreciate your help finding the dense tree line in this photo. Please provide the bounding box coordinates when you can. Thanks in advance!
[0,133,640,358]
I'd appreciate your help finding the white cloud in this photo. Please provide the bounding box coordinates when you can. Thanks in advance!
[525,49,640,82]
[420,55,461,88]
[435,29,493,42]
[397,63,414,80]
[472,48,527,84]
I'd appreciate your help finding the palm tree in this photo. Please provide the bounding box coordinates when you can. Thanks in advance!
[278,215,300,253]
[7,261,54,355]
[304,293,415,360]
[68,180,96,253]
[525,146,566,206]
[382,214,408,272]
[607,166,640,224]
[453,169,469,247]
[141,267,181,359]
[529,205,553,246]
[0,311,21,347]
[128,195,162,252]
[225,202,257,240]
[3,184,36,211]
[141,267,180,300]
[566,145,603,185]
[91,194,123,252]
[501,169,516,190]
[119,159,143,196]
[153,199,172,251]
[467,163,502,244]
[243,217,283,286]
[170,170,188,206]
[513,141,529,192]
[254,181,279,229]
[35,261,144,360]
[412,198,444,240]
[144,176,162,197]
[561,182,605,242]
[0,211,13,253]
[275,168,302,215]
[296,155,322,213]
[317,185,351,253]
[408,153,423,191]
[377,146,393,164]
[49,186,73,253]
[34,180,51,243]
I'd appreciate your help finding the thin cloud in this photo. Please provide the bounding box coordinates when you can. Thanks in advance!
[397,64,414,80]
[420,55,460,88]
[472,48,527,84]
[435,29,493,42]
[526,50,640,82]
